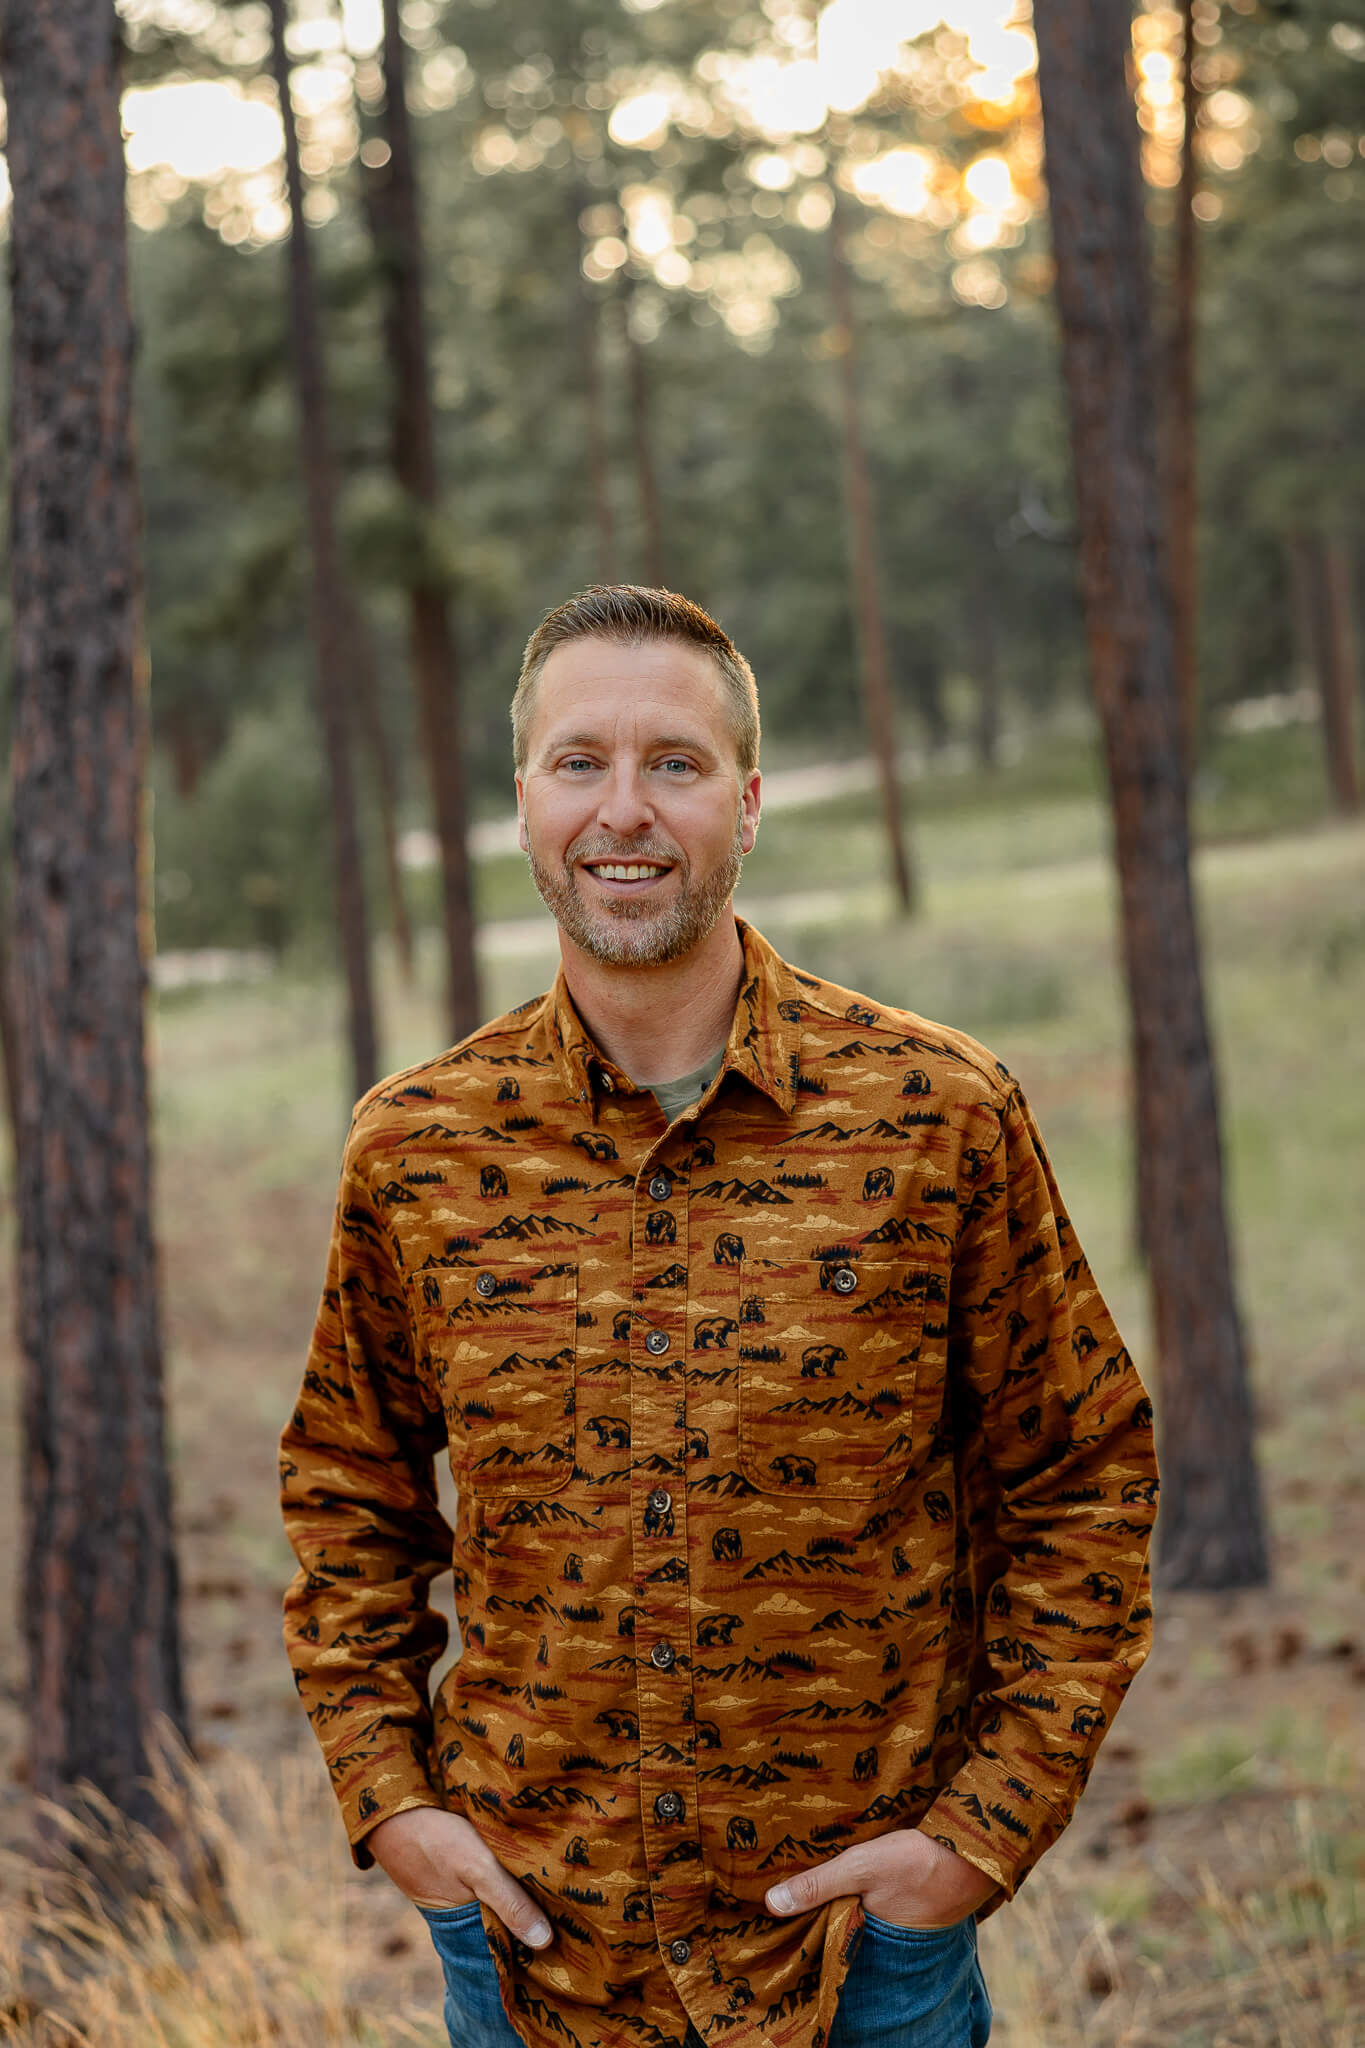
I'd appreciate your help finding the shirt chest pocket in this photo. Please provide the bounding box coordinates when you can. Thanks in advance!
[416,1259,577,1496]
[738,1251,948,1499]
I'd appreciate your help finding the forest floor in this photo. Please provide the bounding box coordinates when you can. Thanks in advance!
[0,724,1363,2045]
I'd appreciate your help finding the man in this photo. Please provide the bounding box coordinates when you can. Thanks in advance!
[281,585,1157,2048]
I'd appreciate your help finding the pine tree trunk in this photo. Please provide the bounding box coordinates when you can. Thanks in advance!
[268,0,379,1099]
[829,196,915,915]
[624,280,666,587]
[1033,0,1268,1588]
[572,195,617,582]
[363,0,480,1041]
[1319,538,1362,815]
[966,582,1001,774]
[1169,0,1200,767]
[343,595,415,985]
[2,0,190,1838]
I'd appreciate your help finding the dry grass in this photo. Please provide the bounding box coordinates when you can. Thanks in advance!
[0,1735,443,2046]
[1,1743,1360,2045]
[981,1788,1365,2048]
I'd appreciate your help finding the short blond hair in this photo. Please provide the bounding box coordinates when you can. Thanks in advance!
[512,585,760,775]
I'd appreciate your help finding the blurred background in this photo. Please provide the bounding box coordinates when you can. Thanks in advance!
[0,0,1363,2042]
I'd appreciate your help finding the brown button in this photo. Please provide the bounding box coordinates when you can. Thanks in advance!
[650,1641,676,1670]
[648,1172,672,1202]
[644,1329,670,1356]
[599,1070,615,1093]
[474,1272,496,1298]
[831,1266,858,1295]
[647,1488,672,1514]
[669,1937,691,1964]
[654,1790,684,1822]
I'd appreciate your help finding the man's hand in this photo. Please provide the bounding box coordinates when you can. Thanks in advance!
[366,1808,554,1948]
[764,1828,997,1931]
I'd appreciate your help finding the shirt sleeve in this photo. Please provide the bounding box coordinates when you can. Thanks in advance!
[280,1123,454,1867]
[918,1081,1158,1902]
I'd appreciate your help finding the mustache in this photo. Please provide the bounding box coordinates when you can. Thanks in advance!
[568,836,683,866]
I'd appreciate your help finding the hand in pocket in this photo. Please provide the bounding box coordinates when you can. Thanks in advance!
[366,1808,554,1948]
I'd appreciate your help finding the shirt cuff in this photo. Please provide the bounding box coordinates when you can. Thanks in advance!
[918,1755,1069,1907]
[335,1739,446,1870]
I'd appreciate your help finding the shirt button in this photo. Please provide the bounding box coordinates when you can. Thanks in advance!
[474,1272,496,1298]
[644,1329,670,1356]
[669,1938,691,1965]
[831,1265,859,1295]
[648,1172,672,1202]
[599,1070,615,1092]
[650,1641,676,1670]
[654,1790,684,1823]
[647,1488,672,1514]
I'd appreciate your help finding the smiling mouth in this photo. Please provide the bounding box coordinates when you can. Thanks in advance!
[581,862,673,884]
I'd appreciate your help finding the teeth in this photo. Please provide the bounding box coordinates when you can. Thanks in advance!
[591,864,665,881]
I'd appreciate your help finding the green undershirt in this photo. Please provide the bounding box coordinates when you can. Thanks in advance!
[640,1045,727,1126]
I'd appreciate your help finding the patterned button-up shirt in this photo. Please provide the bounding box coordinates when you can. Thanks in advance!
[280,920,1157,2048]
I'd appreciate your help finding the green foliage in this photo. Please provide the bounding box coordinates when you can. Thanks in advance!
[151,699,332,956]
[111,0,1362,956]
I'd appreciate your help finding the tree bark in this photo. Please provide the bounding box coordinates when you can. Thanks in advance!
[1033,0,1267,1588]
[268,0,379,1099]
[829,194,915,914]
[343,595,416,985]
[966,579,1001,774]
[2,0,190,1837]
[361,0,480,1041]
[1289,534,1361,814]
[1319,537,1362,815]
[572,194,617,582]
[1168,0,1200,767]
[624,279,666,587]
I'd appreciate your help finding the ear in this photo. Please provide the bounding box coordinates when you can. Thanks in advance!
[515,775,530,855]
[739,769,761,856]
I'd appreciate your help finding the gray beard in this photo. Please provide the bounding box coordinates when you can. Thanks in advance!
[526,820,744,968]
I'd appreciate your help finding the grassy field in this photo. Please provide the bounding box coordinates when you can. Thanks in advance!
[1,721,1363,2044]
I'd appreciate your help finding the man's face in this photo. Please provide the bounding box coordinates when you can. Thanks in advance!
[516,635,761,969]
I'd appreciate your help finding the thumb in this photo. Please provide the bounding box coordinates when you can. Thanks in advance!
[470,1857,554,1951]
[765,1848,860,1917]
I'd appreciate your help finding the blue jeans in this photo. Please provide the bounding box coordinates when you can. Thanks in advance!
[419,1901,991,2048]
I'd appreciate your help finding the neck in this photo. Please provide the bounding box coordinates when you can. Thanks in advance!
[558,914,743,1086]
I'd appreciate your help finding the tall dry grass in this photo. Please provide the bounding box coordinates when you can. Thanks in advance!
[980,1789,1365,2048]
[1,1741,1360,2045]
[0,1734,441,2046]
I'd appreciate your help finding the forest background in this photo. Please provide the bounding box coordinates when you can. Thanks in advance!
[0,0,1364,2042]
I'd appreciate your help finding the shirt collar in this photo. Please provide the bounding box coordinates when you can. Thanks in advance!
[546,918,800,1122]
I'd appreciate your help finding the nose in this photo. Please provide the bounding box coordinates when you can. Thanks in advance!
[595,762,654,840]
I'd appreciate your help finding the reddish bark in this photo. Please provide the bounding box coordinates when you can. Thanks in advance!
[2,0,190,1833]
[362,0,480,1040]
[268,0,379,1099]
[1168,0,1200,766]
[1033,0,1267,1587]
[829,195,916,915]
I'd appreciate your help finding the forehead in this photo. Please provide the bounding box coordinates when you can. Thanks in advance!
[529,634,730,750]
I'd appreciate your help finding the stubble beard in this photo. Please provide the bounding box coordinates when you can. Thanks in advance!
[526,816,744,968]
